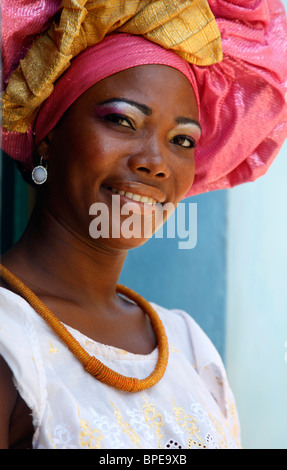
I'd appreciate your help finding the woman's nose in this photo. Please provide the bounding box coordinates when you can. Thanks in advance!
[128,146,171,180]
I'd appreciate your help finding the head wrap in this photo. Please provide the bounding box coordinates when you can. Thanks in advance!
[1,0,287,196]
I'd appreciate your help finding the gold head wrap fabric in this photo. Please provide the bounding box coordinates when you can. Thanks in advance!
[2,0,222,134]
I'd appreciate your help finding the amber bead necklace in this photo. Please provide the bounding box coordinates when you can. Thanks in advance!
[0,264,169,392]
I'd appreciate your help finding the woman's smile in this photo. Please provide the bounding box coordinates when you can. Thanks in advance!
[103,185,159,205]
[101,181,167,205]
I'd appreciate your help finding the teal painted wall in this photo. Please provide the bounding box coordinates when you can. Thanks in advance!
[0,153,30,254]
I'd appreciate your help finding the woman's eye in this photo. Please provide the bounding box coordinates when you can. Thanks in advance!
[105,113,135,130]
[171,135,196,149]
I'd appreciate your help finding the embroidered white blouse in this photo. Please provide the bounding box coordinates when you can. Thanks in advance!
[0,287,240,449]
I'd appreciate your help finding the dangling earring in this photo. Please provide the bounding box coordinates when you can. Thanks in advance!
[31,156,48,185]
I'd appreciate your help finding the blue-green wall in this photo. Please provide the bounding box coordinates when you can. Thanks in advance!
[0,153,30,253]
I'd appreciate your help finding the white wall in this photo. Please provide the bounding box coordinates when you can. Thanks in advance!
[226,144,287,449]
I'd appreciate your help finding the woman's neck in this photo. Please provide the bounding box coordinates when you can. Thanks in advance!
[1,200,159,354]
[1,200,128,307]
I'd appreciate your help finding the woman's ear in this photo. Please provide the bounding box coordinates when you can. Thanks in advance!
[35,138,50,161]
[34,131,54,166]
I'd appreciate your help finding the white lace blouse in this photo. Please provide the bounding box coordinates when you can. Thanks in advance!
[0,287,240,449]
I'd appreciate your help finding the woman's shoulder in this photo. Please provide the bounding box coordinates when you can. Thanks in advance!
[151,302,226,368]
[0,285,47,406]
[0,286,46,375]
[0,286,38,357]
[151,302,231,410]
[151,301,224,368]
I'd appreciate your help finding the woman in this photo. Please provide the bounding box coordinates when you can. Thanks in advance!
[0,0,286,449]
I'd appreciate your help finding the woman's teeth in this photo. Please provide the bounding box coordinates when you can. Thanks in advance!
[109,186,157,205]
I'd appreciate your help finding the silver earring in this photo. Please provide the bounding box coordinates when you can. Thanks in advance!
[31,156,48,185]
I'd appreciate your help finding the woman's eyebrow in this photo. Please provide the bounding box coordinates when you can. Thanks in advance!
[98,98,152,116]
[175,117,202,132]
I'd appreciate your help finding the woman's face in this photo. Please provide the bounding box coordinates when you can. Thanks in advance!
[40,64,200,250]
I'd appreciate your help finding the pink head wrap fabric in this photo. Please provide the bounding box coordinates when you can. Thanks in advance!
[2,0,287,197]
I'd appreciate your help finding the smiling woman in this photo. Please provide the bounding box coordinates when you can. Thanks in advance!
[36,64,198,250]
[1,0,287,450]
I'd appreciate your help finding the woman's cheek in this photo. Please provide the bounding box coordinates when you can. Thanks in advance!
[173,158,195,201]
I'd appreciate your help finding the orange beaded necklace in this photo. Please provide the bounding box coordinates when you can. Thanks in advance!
[0,264,169,392]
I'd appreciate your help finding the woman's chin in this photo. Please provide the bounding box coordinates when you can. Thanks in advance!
[89,231,154,252]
